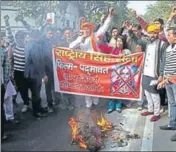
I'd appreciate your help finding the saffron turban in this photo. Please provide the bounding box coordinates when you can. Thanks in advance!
[81,22,94,31]
[147,24,161,33]
[80,22,99,52]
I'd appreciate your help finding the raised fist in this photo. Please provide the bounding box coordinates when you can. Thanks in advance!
[4,15,10,22]
[109,8,114,16]
[131,9,137,18]
[122,20,131,28]
[169,9,176,20]
[172,5,176,13]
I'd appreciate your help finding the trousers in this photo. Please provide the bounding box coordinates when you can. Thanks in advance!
[27,77,42,114]
[1,84,5,138]
[144,90,160,116]
[165,83,176,127]
[14,70,29,105]
[85,96,99,107]
[4,96,14,120]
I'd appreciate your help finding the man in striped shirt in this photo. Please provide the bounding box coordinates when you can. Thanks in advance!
[158,26,176,142]
[157,8,176,142]
[4,15,29,113]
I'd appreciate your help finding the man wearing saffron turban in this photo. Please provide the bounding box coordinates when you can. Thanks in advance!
[141,24,168,122]
[69,8,114,108]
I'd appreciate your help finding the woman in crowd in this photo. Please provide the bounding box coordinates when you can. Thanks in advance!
[98,36,131,113]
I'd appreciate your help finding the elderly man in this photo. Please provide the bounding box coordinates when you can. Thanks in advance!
[141,24,168,121]
[69,8,114,108]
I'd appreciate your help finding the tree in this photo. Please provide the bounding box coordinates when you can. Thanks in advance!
[143,1,176,23]
[77,1,129,27]
[8,1,70,26]
[76,1,110,23]
[8,1,130,28]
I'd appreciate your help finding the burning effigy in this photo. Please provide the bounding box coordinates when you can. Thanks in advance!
[69,111,140,151]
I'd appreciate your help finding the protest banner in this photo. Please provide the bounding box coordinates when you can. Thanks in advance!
[53,47,144,101]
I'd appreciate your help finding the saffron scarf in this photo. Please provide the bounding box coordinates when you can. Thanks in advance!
[81,22,99,52]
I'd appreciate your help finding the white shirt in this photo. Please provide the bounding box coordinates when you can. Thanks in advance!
[69,16,112,52]
[143,42,157,77]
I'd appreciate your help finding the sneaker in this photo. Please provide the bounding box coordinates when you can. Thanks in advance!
[68,105,74,110]
[160,107,165,114]
[52,101,56,106]
[58,103,67,109]
[86,101,92,108]
[48,107,54,113]
[33,112,48,118]
[86,104,92,108]
[141,111,154,116]
[107,100,115,114]
[137,106,143,111]
[93,101,99,105]
[116,108,122,113]
[1,133,12,142]
[160,125,176,130]
[171,134,176,141]
[150,115,160,121]
[21,105,29,113]
[7,119,19,124]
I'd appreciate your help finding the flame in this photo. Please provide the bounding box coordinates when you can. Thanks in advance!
[97,114,112,132]
[77,135,87,149]
[68,117,87,149]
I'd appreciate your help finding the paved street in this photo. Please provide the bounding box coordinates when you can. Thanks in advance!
[1,84,176,151]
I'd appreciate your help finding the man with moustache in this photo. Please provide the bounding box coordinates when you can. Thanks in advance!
[141,24,168,121]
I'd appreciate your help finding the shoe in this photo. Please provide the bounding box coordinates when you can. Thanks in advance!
[68,105,74,110]
[150,115,160,121]
[171,134,176,141]
[116,101,122,113]
[160,125,176,130]
[160,107,165,114]
[39,107,48,113]
[116,108,122,113]
[93,101,99,105]
[52,101,56,106]
[1,134,12,142]
[21,105,29,113]
[107,100,115,114]
[48,107,54,113]
[58,103,67,109]
[137,106,143,111]
[7,119,19,124]
[141,111,153,116]
[33,112,48,118]
[86,101,92,108]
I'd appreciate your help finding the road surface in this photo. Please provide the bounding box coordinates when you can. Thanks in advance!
[1,84,176,151]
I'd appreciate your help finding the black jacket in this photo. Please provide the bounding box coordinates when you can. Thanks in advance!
[144,39,169,78]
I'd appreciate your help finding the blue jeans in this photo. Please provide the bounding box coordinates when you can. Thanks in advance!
[166,83,176,127]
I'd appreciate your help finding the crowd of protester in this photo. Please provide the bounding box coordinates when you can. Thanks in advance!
[1,6,176,143]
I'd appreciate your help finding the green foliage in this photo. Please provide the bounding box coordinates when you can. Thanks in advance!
[76,1,110,23]
[10,1,60,18]
[143,1,176,23]
[8,1,130,27]
[77,1,129,27]
[8,1,70,26]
